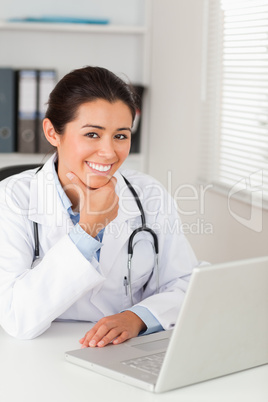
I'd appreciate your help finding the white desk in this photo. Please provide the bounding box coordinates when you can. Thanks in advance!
[0,322,267,402]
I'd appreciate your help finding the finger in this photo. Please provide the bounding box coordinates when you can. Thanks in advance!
[80,323,110,348]
[86,324,114,347]
[79,324,100,348]
[109,176,117,188]
[96,328,121,348]
[66,172,87,189]
[65,172,87,201]
[66,171,101,195]
[66,171,79,183]
[112,331,130,345]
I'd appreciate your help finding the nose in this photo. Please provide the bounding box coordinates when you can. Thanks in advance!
[97,137,116,160]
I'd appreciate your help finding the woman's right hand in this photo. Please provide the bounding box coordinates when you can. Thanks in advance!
[66,172,119,238]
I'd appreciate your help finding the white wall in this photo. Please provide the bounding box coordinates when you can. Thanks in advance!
[0,0,146,81]
[148,0,268,263]
[148,0,203,188]
[2,0,267,263]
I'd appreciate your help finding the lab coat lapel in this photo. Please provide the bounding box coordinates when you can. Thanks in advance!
[99,171,142,277]
[28,154,72,238]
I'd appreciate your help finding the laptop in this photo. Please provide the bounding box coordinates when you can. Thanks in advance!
[65,256,268,393]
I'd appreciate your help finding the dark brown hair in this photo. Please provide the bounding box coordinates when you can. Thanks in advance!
[45,66,139,134]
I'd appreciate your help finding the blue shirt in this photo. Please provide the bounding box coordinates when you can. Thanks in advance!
[52,164,163,335]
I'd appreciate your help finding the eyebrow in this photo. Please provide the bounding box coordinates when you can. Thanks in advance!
[81,124,132,132]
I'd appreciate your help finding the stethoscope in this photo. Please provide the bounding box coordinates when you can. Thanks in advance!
[122,175,159,304]
[32,172,159,304]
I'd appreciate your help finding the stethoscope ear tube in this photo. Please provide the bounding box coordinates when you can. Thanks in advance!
[127,226,159,255]
[32,166,43,267]
[33,222,40,262]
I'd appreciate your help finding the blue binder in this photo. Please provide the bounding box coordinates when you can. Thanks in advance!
[0,68,16,152]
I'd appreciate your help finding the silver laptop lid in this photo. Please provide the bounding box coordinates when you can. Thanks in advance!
[155,256,268,392]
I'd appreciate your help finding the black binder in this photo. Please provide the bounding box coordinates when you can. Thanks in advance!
[0,68,16,152]
[130,85,145,154]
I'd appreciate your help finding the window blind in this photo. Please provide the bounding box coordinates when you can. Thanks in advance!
[200,0,268,205]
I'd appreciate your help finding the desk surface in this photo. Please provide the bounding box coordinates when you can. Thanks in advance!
[0,322,267,402]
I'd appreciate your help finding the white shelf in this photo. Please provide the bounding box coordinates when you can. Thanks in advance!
[0,153,50,168]
[0,21,146,35]
[0,0,152,174]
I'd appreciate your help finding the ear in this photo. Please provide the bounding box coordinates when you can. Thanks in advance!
[43,118,61,147]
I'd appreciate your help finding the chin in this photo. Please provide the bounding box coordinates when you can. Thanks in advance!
[85,175,111,189]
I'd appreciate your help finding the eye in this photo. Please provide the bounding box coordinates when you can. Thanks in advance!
[84,132,99,138]
[114,133,129,140]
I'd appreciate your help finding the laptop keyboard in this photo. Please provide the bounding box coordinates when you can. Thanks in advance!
[122,352,166,376]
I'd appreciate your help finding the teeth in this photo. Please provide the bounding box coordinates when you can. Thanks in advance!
[88,162,111,172]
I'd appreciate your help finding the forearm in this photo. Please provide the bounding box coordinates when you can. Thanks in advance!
[0,235,104,339]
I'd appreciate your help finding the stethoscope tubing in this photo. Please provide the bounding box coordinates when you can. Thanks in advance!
[122,176,159,303]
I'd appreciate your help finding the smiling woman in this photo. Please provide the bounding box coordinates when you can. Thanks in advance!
[44,99,132,191]
[0,66,201,348]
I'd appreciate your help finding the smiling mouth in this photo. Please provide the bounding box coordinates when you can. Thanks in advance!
[86,161,113,173]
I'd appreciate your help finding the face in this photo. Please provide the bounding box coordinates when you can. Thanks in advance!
[52,99,132,191]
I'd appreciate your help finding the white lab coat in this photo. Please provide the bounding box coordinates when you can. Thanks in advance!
[0,154,199,339]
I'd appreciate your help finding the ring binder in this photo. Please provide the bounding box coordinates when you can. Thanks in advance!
[16,69,38,153]
[37,69,57,153]
[0,68,16,152]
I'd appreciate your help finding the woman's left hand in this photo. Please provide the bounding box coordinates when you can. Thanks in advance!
[79,311,146,348]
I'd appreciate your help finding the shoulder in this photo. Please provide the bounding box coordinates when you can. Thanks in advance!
[117,168,176,216]
[118,168,165,192]
[0,154,55,209]
[0,168,36,207]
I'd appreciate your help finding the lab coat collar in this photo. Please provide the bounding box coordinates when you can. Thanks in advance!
[28,153,70,228]
[114,169,142,223]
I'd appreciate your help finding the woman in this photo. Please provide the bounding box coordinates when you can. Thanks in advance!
[0,66,199,347]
